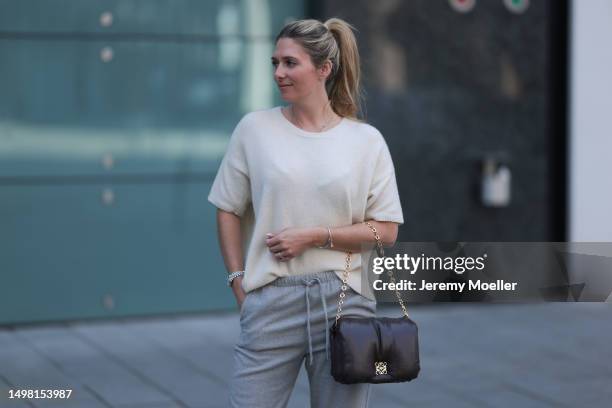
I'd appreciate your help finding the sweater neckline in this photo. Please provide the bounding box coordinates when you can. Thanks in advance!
[276,106,346,138]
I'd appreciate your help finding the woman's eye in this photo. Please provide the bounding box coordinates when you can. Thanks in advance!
[271,60,295,68]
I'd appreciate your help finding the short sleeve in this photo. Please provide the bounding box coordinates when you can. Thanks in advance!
[365,139,404,225]
[207,117,251,217]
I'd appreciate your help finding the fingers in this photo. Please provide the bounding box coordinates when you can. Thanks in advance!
[271,247,293,262]
[265,233,284,259]
[274,250,293,262]
[265,233,279,246]
[268,243,284,253]
[265,231,294,262]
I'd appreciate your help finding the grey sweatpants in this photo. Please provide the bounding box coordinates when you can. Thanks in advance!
[229,270,377,408]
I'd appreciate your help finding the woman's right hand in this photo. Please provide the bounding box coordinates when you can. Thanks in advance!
[231,276,247,310]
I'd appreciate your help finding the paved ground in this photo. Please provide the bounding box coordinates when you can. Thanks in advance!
[1,303,611,408]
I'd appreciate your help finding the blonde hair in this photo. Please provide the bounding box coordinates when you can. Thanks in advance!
[275,18,363,120]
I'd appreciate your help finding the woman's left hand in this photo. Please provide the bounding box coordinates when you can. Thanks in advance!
[265,227,319,262]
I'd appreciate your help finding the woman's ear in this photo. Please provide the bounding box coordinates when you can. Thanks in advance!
[319,60,333,81]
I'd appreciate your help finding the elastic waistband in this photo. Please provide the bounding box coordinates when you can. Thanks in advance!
[270,270,339,287]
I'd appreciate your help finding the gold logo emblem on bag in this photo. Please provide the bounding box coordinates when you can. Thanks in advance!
[375,361,387,375]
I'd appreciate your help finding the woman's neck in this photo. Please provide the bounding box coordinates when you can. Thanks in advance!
[288,96,341,132]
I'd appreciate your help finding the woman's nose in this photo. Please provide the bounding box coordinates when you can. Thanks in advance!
[274,65,286,80]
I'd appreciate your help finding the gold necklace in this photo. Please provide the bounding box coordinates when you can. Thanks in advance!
[290,104,336,132]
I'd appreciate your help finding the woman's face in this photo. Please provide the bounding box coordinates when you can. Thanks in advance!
[271,38,328,102]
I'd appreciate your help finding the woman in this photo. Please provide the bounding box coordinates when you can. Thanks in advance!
[208,17,404,408]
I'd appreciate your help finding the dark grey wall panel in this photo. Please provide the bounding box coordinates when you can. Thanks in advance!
[323,0,560,241]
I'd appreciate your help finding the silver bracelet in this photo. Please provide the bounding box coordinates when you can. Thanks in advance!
[227,270,244,287]
[316,227,334,249]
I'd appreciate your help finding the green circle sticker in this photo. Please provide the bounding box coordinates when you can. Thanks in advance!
[503,0,529,14]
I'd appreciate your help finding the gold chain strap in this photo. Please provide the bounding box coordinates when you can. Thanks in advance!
[335,221,410,325]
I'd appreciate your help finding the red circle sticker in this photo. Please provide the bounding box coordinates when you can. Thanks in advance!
[449,0,476,13]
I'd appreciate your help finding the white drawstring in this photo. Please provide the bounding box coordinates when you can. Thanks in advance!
[302,277,330,365]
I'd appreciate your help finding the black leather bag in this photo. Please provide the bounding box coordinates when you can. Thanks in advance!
[329,222,420,384]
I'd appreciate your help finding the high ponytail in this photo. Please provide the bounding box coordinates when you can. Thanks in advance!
[323,18,362,119]
[275,18,363,120]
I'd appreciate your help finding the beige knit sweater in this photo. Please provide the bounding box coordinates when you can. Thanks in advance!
[208,106,404,300]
